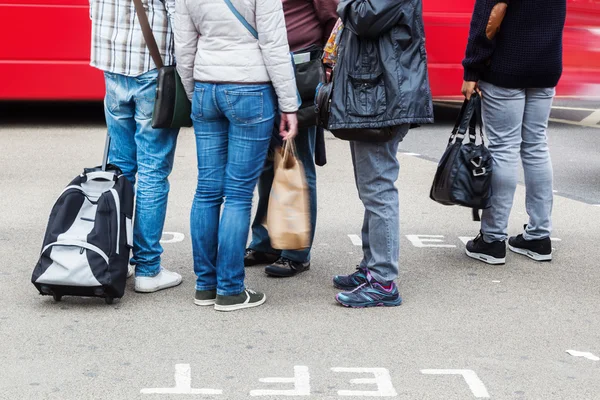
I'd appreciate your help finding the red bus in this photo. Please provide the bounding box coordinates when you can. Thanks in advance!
[1,0,599,100]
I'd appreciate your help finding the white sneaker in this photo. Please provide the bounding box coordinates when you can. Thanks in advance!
[135,268,182,293]
[127,263,134,279]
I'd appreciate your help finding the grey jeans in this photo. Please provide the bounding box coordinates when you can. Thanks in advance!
[350,125,409,283]
[479,81,555,242]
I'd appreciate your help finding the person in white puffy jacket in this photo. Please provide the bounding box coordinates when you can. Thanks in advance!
[174,0,299,312]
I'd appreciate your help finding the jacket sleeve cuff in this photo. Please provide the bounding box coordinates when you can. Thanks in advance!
[463,68,481,82]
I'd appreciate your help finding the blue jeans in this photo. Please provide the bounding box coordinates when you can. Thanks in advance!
[104,70,179,277]
[191,82,276,296]
[249,125,317,263]
[350,125,409,283]
[479,81,555,242]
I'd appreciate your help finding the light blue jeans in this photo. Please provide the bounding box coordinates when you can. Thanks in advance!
[104,70,179,277]
[191,82,276,296]
[351,125,409,283]
[479,81,555,242]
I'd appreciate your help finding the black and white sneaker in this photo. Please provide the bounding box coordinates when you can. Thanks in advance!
[465,232,506,265]
[214,288,266,312]
[508,234,552,262]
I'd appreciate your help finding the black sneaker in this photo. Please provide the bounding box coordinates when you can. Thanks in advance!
[244,249,279,267]
[194,289,217,306]
[465,232,506,265]
[214,288,266,312]
[509,234,552,262]
[265,257,310,277]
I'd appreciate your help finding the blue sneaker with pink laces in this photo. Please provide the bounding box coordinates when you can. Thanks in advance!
[335,269,402,308]
[333,267,369,291]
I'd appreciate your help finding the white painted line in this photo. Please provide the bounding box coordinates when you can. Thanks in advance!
[406,235,456,248]
[141,364,222,395]
[549,118,600,129]
[593,204,600,207]
[421,369,489,398]
[579,109,600,126]
[161,232,185,244]
[566,350,600,361]
[348,234,363,246]
[332,368,398,397]
[458,236,472,246]
[551,238,562,242]
[401,152,421,157]
[250,366,310,396]
[492,280,501,283]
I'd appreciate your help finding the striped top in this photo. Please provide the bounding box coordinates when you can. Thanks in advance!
[89,0,175,76]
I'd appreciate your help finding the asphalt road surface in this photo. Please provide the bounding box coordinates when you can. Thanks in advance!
[1,101,599,399]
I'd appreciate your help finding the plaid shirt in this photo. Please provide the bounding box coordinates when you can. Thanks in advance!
[90,0,175,76]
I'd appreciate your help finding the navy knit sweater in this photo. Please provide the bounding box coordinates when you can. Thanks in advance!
[463,0,567,88]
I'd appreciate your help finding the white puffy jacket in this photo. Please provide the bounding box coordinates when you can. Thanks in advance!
[174,0,298,113]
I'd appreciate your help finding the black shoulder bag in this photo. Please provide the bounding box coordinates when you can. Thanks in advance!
[132,0,192,129]
[429,94,493,221]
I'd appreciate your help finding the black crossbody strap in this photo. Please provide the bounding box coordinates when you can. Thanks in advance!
[132,0,164,69]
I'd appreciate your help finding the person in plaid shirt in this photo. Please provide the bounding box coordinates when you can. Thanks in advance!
[89,0,182,293]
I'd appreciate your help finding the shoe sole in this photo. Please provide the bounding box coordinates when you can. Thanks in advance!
[508,245,552,262]
[134,277,183,293]
[335,296,402,308]
[265,265,310,277]
[194,299,216,306]
[465,249,506,265]
[214,295,267,312]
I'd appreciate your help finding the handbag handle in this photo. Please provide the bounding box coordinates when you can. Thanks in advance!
[132,0,164,69]
[449,94,482,144]
[223,0,259,39]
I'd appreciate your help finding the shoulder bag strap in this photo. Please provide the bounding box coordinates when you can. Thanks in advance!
[222,0,259,40]
[132,0,165,68]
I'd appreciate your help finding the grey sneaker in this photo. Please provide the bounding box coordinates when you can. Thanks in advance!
[194,289,217,306]
[214,288,266,312]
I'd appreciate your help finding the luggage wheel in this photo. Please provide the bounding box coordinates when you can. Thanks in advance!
[52,293,63,302]
[104,296,114,305]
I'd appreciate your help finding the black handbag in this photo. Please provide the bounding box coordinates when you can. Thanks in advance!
[132,0,192,129]
[315,77,393,142]
[294,47,325,130]
[430,94,493,221]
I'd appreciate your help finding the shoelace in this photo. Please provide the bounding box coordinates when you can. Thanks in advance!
[246,289,257,295]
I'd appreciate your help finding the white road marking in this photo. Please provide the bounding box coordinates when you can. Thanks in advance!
[549,118,600,129]
[140,364,222,395]
[566,350,600,361]
[551,238,562,242]
[250,366,310,396]
[332,368,398,397]
[160,232,185,244]
[458,236,472,246]
[421,369,489,398]
[580,109,600,126]
[401,152,421,157]
[492,280,501,283]
[406,235,456,248]
[348,234,363,246]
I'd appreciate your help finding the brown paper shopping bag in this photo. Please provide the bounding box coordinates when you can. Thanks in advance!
[266,140,311,250]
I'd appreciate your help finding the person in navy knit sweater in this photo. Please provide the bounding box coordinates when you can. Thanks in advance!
[461,0,566,265]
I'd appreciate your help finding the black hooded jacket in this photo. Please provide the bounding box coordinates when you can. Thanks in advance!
[328,0,434,130]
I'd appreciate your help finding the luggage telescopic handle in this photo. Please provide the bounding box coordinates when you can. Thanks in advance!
[102,135,111,172]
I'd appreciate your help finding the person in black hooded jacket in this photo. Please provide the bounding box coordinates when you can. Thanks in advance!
[331,0,433,308]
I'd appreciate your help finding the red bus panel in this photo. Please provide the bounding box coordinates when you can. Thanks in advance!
[0,0,599,100]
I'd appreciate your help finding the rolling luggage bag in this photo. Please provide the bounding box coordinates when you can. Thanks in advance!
[31,136,135,304]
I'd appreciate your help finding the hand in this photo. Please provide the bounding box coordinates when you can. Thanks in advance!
[461,80,482,100]
[279,112,298,141]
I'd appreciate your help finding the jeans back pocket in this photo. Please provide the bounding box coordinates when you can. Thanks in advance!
[224,90,264,124]
[345,73,387,117]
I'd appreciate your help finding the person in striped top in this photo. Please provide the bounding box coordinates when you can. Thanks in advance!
[89,0,182,293]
